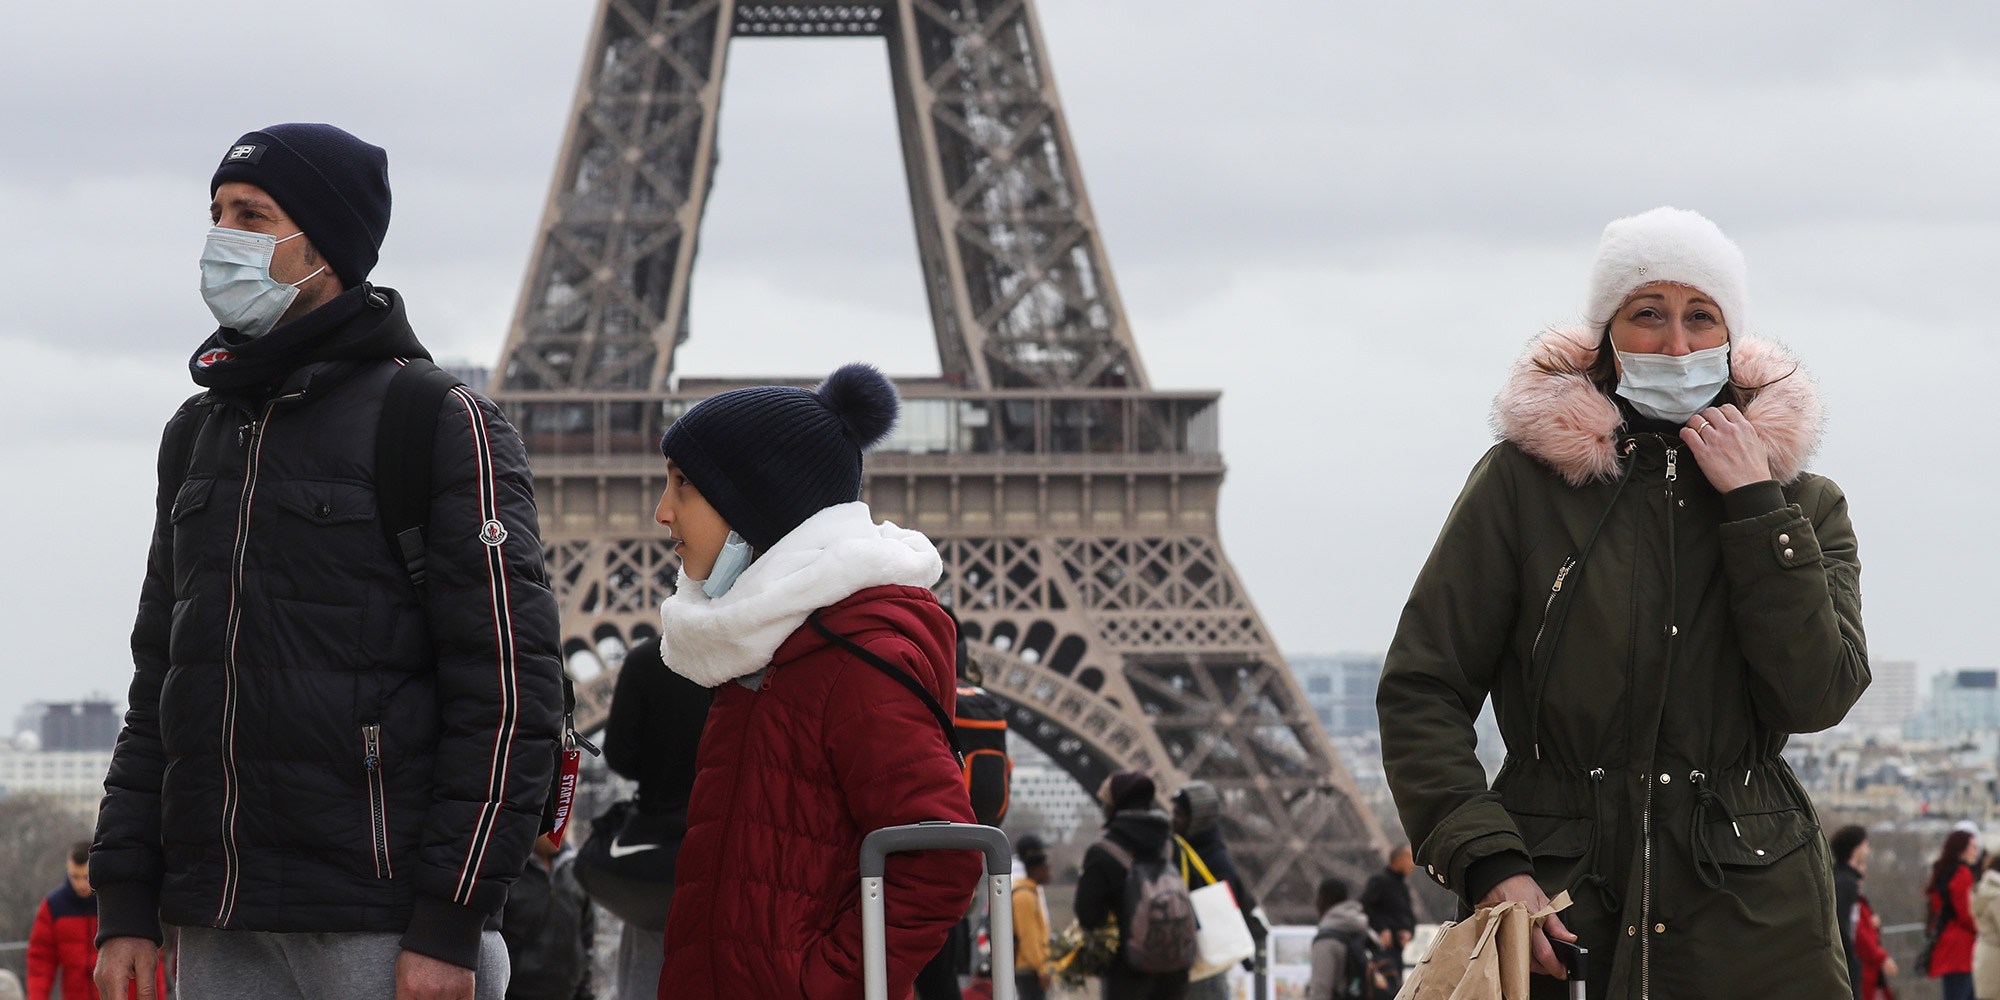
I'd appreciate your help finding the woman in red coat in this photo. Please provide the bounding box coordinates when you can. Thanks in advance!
[1929,829,1981,1000]
[653,365,981,1000]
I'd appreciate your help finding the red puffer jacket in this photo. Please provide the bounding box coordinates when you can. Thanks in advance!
[660,585,981,999]
[26,883,168,1000]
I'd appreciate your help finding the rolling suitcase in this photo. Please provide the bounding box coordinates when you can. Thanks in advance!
[860,821,1016,1000]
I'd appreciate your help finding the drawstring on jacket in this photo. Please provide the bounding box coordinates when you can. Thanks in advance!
[1574,767,1623,912]
[1689,770,1754,889]
[1526,441,1640,758]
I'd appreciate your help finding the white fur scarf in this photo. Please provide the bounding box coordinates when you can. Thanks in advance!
[657,502,944,687]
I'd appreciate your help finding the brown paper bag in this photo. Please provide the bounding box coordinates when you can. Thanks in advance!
[1393,892,1571,1000]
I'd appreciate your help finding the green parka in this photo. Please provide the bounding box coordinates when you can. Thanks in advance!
[1380,329,1866,999]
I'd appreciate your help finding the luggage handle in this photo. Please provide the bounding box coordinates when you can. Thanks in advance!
[861,822,1015,1000]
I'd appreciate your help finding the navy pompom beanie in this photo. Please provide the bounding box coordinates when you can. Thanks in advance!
[210,123,391,288]
[660,363,900,551]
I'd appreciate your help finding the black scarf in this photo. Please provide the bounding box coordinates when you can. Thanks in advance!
[189,284,429,392]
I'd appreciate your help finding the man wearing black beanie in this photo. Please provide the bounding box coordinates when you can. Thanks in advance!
[91,124,563,1000]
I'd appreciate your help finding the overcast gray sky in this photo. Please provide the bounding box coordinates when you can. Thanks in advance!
[1,2,1995,725]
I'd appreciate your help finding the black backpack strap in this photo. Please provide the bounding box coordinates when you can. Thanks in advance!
[807,610,964,768]
[375,359,464,589]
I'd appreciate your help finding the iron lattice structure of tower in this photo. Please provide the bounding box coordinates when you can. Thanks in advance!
[491,0,1386,920]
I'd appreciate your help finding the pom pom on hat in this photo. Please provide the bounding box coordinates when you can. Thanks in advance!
[817,363,899,449]
[1586,207,1748,335]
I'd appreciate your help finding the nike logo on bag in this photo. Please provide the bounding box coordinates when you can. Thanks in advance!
[607,836,661,859]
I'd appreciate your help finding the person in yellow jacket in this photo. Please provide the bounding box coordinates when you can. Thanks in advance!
[1013,836,1056,1000]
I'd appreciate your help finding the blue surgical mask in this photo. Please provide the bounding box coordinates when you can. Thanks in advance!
[1614,344,1731,423]
[701,532,754,599]
[199,227,327,338]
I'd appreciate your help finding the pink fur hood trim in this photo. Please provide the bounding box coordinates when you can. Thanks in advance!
[1490,327,1824,487]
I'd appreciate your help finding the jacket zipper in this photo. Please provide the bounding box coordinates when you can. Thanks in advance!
[363,725,392,878]
[1529,557,1575,760]
[1640,445,1679,1000]
[214,399,282,927]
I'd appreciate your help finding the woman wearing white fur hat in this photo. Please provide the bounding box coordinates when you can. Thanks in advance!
[1379,208,1865,999]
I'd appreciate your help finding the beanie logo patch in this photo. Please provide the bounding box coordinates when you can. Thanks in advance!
[223,143,266,165]
[480,519,509,547]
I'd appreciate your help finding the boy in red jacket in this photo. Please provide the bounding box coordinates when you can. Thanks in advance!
[653,364,981,1000]
[27,843,165,1000]
[28,843,98,1000]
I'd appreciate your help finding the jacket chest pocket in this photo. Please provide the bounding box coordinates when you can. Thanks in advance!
[270,480,378,526]
[169,478,217,581]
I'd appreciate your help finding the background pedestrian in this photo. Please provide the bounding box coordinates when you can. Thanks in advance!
[1929,829,1980,1000]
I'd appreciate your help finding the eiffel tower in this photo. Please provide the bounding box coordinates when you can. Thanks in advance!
[491,0,1385,920]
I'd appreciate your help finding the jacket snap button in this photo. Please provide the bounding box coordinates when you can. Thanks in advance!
[1779,533,1790,545]
[1782,547,1795,560]
[1755,849,1766,856]
[1655,923,1666,933]
[1627,926,1637,937]
[1660,773,1672,784]
[315,502,332,518]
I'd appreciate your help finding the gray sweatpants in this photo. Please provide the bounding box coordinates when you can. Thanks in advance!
[175,927,509,1000]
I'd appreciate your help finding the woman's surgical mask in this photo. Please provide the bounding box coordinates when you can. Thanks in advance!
[1614,344,1731,423]
[200,227,327,338]
[701,531,754,599]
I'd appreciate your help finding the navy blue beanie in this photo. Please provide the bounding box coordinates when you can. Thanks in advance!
[210,123,391,288]
[660,364,899,552]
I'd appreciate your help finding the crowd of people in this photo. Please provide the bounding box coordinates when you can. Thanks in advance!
[58,112,1903,1000]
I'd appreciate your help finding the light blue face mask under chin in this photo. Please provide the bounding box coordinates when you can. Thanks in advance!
[1614,343,1732,424]
[700,531,754,599]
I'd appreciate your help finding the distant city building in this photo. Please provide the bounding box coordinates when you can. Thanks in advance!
[1843,659,1918,738]
[1289,654,1383,736]
[437,361,492,393]
[36,701,120,752]
[0,750,113,815]
[1906,669,2000,742]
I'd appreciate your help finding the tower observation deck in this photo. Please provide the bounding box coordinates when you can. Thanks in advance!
[491,0,1385,919]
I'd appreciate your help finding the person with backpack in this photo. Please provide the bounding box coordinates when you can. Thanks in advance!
[1075,770,1196,1000]
[652,364,982,999]
[91,123,564,1000]
[1307,878,1389,1000]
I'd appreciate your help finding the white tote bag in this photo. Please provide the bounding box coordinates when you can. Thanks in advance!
[1178,835,1256,981]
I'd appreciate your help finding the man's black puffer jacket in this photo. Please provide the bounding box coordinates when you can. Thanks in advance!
[91,287,563,970]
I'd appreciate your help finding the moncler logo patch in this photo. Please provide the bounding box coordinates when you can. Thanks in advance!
[224,143,266,165]
[480,519,508,547]
[195,348,233,369]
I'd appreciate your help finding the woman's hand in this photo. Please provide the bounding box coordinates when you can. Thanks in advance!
[1679,403,1772,493]
[1478,874,1575,979]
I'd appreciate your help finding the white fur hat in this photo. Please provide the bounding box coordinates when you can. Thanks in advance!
[1586,207,1748,335]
